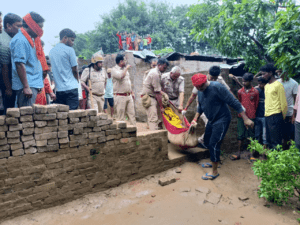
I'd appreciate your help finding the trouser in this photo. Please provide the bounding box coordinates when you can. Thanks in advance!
[55,88,79,110]
[103,98,114,109]
[144,97,162,130]
[237,117,255,140]
[170,98,179,108]
[0,87,17,114]
[203,119,231,162]
[265,113,284,150]
[282,116,295,141]
[15,88,39,107]
[255,117,267,145]
[295,122,300,150]
[114,95,136,125]
[88,94,104,113]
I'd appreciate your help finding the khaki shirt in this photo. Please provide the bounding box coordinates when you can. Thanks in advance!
[161,72,184,100]
[111,65,132,93]
[142,67,162,97]
[81,67,107,96]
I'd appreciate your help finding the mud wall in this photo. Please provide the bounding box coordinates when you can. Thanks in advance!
[0,105,185,222]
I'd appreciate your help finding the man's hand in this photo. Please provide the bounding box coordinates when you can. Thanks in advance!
[5,89,13,97]
[191,119,197,125]
[291,115,295,124]
[23,87,33,99]
[126,65,131,70]
[244,118,254,130]
[50,92,56,101]
[178,105,183,113]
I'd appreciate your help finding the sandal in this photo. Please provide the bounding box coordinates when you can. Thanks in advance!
[201,163,212,168]
[202,173,219,180]
[230,155,240,161]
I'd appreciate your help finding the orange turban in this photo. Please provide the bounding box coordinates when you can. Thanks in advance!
[191,73,207,87]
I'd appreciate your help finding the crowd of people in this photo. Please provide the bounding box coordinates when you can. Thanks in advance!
[0,11,300,182]
[116,31,152,51]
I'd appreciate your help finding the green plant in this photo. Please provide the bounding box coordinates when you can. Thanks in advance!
[297,218,300,223]
[153,47,174,56]
[248,139,300,205]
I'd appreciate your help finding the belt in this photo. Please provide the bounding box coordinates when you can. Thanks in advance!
[92,93,104,97]
[115,93,131,96]
[169,97,178,101]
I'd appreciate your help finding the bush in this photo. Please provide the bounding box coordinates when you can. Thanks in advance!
[153,48,174,56]
[248,139,300,205]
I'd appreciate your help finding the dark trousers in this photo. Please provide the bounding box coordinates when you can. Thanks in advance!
[16,88,39,107]
[0,88,17,115]
[265,113,284,150]
[204,119,231,162]
[282,116,295,141]
[55,88,79,110]
[295,122,300,150]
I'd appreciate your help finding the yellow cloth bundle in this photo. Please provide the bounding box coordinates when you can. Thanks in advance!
[163,107,183,128]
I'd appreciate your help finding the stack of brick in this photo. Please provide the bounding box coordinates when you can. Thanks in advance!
[19,106,35,155]
[56,104,70,149]
[0,115,9,158]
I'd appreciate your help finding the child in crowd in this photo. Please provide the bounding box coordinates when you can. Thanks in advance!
[143,36,148,50]
[103,68,114,118]
[231,73,259,161]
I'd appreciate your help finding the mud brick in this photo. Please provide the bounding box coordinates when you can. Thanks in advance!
[59,137,69,144]
[93,127,102,132]
[88,138,97,144]
[47,144,59,151]
[109,124,117,130]
[121,126,137,133]
[6,108,20,117]
[106,129,120,135]
[7,131,19,138]
[80,117,89,123]
[58,119,68,126]
[56,112,68,120]
[33,104,47,114]
[35,132,57,141]
[11,142,23,150]
[21,135,34,142]
[0,138,7,145]
[9,124,22,131]
[47,120,58,127]
[37,146,47,152]
[34,113,56,121]
[76,122,87,128]
[68,124,76,130]
[74,128,83,135]
[89,116,99,122]
[0,116,5,125]
[69,133,88,141]
[69,140,79,147]
[122,132,130,138]
[0,145,9,151]
[0,151,10,158]
[101,125,110,130]
[83,128,92,133]
[23,140,36,149]
[86,109,97,116]
[35,121,47,128]
[22,128,34,135]
[98,113,108,120]
[20,115,33,122]
[0,132,5,139]
[79,139,88,146]
[68,110,86,118]
[12,149,25,156]
[87,121,95,127]
[48,138,58,145]
[116,133,122,140]
[106,135,116,141]
[97,136,106,143]
[97,119,113,126]
[46,104,58,113]
[35,126,58,134]
[0,125,8,132]
[58,131,68,138]
[60,143,69,149]
[58,125,68,131]
[129,132,137,137]
[6,117,19,125]
[22,122,34,128]
[20,106,33,115]
[25,147,37,154]
[8,138,20,144]
[36,140,47,147]
[88,132,105,139]
[69,118,79,123]
[56,104,69,112]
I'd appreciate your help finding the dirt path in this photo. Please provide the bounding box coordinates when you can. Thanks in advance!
[2,158,299,225]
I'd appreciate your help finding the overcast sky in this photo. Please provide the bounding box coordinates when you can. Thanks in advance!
[1,0,201,55]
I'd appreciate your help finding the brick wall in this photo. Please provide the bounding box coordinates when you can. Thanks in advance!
[0,105,185,222]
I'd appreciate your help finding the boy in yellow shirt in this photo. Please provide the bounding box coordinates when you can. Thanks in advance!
[260,64,287,150]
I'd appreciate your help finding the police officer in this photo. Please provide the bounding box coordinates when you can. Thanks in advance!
[81,53,107,113]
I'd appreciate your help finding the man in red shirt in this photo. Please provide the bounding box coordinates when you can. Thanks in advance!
[116,31,123,50]
[231,73,259,161]
[147,34,152,50]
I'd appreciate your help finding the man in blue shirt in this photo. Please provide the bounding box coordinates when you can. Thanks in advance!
[191,73,254,180]
[50,29,79,110]
[10,12,45,107]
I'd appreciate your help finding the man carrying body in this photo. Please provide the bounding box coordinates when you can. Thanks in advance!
[81,53,106,113]
[10,12,47,107]
[141,58,169,130]
[50,28,79,110]
[161,66,184,111]
[191,74,254,180]
[0,13,22,113]
[111,54,136,125]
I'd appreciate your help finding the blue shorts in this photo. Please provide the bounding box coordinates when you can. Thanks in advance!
[103,98,114,109]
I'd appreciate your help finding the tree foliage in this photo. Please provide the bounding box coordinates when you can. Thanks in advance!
[73,0,209,59]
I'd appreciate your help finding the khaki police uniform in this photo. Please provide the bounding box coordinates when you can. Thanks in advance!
[161,72,184,108]
[111,65,136,125]
[141,67,163,130]
[81,67,107,113]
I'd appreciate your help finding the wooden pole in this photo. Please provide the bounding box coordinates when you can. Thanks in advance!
[88,80,94,109]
